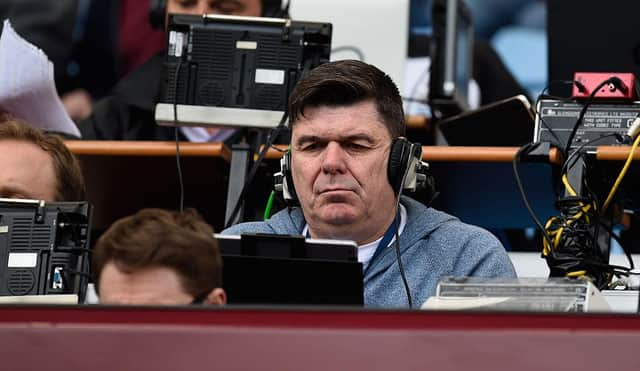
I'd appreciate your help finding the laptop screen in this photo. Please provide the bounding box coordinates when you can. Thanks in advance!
[215,233,364,306]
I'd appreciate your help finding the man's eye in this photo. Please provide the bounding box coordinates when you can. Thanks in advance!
[344,142,368,151]
[212,1,243,14]
[177,0,197,8]
[219,6,241,13]
[300,143,319,151]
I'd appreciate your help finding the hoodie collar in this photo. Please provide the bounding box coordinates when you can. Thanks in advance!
[363,196,457,282]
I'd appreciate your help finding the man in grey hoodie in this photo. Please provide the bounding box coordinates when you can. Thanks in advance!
[223,60,516,308]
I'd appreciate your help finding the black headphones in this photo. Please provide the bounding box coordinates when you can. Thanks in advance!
[149,0,290,29]
[274,137,435,206]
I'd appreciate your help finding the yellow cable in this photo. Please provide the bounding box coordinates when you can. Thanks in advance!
[543,217,558,255]
[561,174,577,196]
[602,133,640,213]
[566,270,587,278]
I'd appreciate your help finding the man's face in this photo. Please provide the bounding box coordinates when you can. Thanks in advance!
[290,100,398,245]
[167,0,262,16]
[98,262,225,305]
[0,140,57,201]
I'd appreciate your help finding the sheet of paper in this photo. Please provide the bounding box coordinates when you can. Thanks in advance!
[0,294,78,305]
[0,19,81,138]
[421,296,511,310]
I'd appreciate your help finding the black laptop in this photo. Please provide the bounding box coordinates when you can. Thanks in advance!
[215,233,364,306]
[437,94,535,146]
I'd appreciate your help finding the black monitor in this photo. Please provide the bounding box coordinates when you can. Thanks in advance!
[429,0,474,119]
[548,0,640,96]
[438,94,535,146]
[155,14,332,129]
[0,199,92,302]
[215,233,363,306]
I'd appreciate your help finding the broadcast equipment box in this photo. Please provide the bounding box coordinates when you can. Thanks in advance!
[535,99,640,151]
[155,14,332,129]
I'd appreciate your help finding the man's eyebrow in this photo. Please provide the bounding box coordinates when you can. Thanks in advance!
[294,134,377,145]
[294,135,321,145]
[0,185,34,199]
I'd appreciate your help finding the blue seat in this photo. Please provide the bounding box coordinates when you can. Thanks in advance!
[491,27,547,99]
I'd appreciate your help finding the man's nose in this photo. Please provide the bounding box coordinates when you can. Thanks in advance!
[321,142,347,174]
[181,3,213,15]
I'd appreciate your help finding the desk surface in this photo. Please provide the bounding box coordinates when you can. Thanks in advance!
[405,115,429,130]
[66,140,231,160]
[0,306,639,371]
[598,145,640,161]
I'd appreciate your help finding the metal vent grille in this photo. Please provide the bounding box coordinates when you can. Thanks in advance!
[255,85,285,110]
[197,81,225,105]
[10,218,51,250]
[8,269,35,295]
[256,35,300,67]
[192,30,234,80]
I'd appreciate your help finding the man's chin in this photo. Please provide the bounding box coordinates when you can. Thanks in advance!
[316,205,359,225]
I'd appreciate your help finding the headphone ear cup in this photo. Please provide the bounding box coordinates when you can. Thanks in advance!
[387,138,409,195]
[279,151,299,205]
[149,0,167,30]
[284,151,298,203]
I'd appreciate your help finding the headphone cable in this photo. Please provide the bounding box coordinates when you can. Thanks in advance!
[564,77,622,157]
[393,141,414,308]
[263,190,276,220]
[172,58,185,212]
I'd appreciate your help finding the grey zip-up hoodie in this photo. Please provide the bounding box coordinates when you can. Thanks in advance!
[222,196,516,308]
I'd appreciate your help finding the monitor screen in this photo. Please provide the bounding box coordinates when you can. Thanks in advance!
[0,199,92,301]
[155,14,332,129]
[288,0,409,92]
[429,0,473,119]
[548,0,640,96]
[453,15,471,106]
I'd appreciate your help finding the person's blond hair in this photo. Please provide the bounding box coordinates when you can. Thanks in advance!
[0,117,86,201]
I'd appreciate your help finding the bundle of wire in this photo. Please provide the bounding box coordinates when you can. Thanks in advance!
[516,78,640,290]
[542,174,611,288]
[541,116,640,289]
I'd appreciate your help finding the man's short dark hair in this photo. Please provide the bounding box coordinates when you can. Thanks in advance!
[289,60,405,138]
[92,208,223,298]
[0,116,86,201]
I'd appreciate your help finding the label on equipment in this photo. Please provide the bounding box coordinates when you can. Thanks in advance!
[255,69,285,85]
[8,253,37,268]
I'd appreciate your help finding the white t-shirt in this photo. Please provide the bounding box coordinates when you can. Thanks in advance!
[180,126,236,142]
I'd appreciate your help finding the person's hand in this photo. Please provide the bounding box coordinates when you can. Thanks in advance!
[62,89,93,121]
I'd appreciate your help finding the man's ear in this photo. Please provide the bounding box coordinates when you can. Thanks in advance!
[204,287,227,305]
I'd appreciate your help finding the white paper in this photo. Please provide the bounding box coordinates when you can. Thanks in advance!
[0,294,78,304]
[0,20,81,138]
[421,296,511,310]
